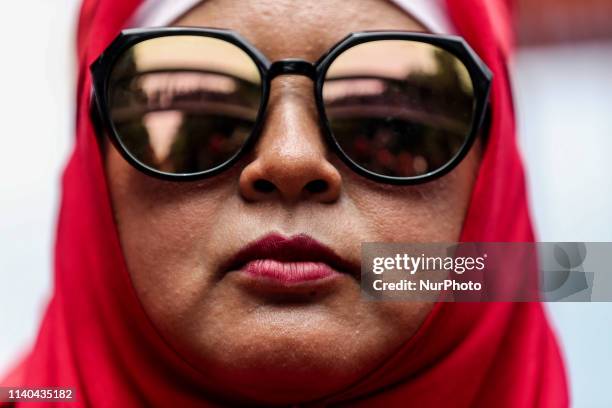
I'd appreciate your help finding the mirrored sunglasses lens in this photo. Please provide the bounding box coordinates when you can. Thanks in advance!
[323,40,476,179]
[108,35,263,175]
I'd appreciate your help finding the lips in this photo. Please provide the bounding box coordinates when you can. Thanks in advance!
[223,233,358,285]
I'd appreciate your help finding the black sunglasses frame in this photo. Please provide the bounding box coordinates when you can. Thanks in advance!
[91,27,492,185]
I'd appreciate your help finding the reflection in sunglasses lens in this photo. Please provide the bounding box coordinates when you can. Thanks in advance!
[108,36,263,175]
[323,40,476,178]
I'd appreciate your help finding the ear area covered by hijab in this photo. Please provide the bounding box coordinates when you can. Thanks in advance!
[1,0,568,407]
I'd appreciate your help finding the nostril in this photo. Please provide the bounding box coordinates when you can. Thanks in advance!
[253,179,276,193]
[304,179,328,194]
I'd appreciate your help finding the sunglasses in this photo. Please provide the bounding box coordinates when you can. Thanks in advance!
[91,27,492,185]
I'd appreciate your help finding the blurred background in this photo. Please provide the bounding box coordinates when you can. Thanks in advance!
[512,1,612,406]
[1,1,611,406]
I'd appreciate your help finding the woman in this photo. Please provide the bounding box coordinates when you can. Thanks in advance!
[2,0,568,406]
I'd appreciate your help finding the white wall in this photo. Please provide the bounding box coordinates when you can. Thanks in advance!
[0,3,611,406]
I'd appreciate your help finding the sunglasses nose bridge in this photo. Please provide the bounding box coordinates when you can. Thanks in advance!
[268,59,316,81]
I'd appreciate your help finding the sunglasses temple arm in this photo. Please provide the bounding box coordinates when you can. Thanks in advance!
[89,91,109,154]
[480,102,493,147]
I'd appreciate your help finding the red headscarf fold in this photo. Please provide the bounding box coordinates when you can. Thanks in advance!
[2,0,568,406]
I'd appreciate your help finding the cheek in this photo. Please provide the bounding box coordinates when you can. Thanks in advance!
[105,146,237,316]
[343,143,480,243]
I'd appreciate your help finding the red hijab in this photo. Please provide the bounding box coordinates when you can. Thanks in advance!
[2,0,568,406]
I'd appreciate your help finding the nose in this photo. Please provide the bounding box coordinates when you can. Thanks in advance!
[239,76,342,204]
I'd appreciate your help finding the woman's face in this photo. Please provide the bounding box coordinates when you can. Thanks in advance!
[105,0,480,404]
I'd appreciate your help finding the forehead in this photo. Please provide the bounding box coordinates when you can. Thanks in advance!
[174,0,426,62]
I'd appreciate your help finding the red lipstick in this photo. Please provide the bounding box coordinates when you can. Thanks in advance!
[224,233,357,285]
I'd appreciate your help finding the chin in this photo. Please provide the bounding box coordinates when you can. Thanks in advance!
[197,338,368,405]
[179,308,380,404]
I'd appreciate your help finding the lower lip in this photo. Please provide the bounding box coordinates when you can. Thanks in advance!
[243,259,341,284]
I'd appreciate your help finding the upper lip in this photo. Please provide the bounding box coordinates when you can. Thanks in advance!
[222,233,359,277]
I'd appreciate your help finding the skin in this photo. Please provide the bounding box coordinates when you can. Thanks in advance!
[105,0,481,405]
